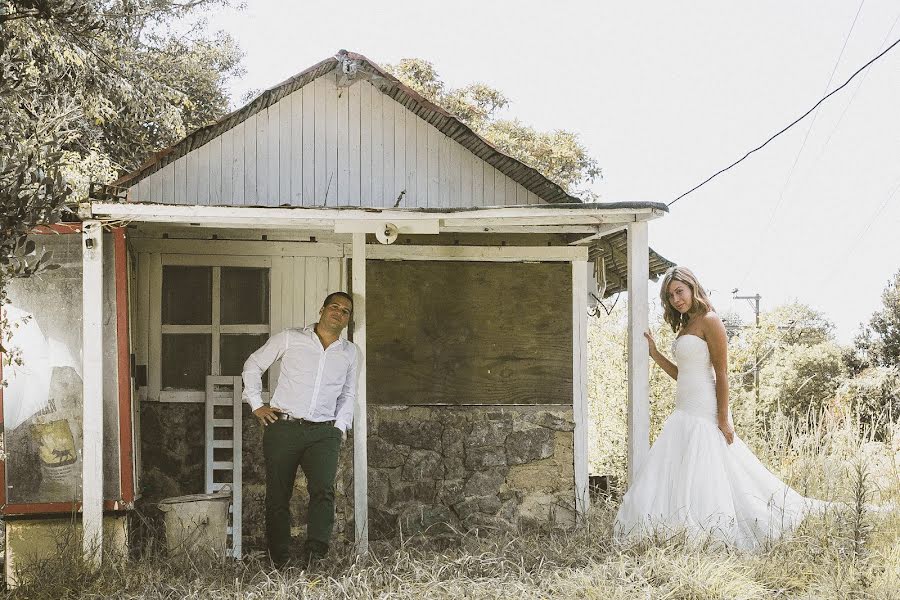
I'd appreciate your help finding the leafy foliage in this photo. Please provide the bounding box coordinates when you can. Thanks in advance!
[0,0,243,358]
[849,268,900,373]
[384,58,601,198]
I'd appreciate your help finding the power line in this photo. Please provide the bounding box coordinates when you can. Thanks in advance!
[668,33,900,207]
[737,0,867,289]
[809,8,900,168]
[814,175,900,288]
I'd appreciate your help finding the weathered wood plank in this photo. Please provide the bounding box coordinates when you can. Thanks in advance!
[197,142,211,205]
[256,108,269,206]
[149,169,162,204]
[459,144,472,207]
[231,121,245,205]
[305,257,326,325]
[186,145,199,205]
[472,157,484,206]
[393,98,405,208]
[292,257,305,327]
[427,125,440,207]
[279,94,292,205]
[367,261,572,405]
[382,93,394,208]
[302,83,315,206]
[348,82,361,206]
[314,76,327,205]
[627,221,650,484]
[209,136,222,206]
[416,114,428,207]
[337,82,349,205]
[243,113,258,205]
[290,90,303,204]
[359,82,372,206]
[160,163,175,204]
[370,86,383,207]
[404,105,416,206]
[483,163,495,207]
[325,73,338,206]
[221,128,233,204]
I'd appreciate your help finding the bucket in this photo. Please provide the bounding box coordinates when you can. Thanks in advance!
[158,487,232,557]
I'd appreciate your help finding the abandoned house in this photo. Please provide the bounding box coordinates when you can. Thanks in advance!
[0,50,672,577]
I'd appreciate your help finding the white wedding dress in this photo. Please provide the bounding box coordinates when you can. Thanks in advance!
[614,334,825,551]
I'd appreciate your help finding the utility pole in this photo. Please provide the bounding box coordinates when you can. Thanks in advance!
[733,292,761,405]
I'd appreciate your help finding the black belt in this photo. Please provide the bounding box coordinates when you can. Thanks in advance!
[274,412,334,426]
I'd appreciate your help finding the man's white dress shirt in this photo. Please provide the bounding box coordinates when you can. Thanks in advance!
[242,325,359,432]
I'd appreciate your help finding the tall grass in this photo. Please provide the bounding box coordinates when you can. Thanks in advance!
[5,411,899,600]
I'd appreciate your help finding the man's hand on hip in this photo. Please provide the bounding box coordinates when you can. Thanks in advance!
[253,406,279,426]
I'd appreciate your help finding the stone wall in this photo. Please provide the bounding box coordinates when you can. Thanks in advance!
[361,405,576,540]
[140,403,575,550]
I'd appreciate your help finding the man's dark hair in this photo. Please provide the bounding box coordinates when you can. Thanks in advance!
[322,291,353,312]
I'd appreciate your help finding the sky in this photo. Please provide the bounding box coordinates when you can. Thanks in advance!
[200,0,900,343]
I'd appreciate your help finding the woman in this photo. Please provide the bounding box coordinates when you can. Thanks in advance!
[613,266,824,551]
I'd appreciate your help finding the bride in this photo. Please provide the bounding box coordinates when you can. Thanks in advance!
[613,266,824,551]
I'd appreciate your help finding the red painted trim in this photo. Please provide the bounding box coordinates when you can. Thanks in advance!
[32,223,82,234]
[2,500,126,516]
[1,225,138,516]
[114,228,135,503]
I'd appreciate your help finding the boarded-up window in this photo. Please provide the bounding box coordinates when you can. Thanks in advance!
[367,261,572,405]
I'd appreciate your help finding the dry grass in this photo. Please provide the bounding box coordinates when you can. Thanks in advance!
[5,499,898,600]
[6,415,899,600]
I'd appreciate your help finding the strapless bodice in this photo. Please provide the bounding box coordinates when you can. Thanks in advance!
[673,334,718,422]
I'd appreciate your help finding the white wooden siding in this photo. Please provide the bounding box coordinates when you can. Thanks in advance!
[131,73,547,208]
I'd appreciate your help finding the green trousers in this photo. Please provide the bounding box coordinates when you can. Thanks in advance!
[263,419,342,564]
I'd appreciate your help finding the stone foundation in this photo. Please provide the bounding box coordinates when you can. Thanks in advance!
[358,405,576,540]
[140,403,575,549]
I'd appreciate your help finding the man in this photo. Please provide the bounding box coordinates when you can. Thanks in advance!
[242,291,358,568]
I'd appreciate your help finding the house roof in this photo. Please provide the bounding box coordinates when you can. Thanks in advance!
[114,50,584,205]
[588,230,674,297]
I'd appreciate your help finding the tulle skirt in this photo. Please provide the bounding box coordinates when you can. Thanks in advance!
[613,408,826,551]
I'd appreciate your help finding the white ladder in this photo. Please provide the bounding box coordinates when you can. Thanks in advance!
[205,375,243,559]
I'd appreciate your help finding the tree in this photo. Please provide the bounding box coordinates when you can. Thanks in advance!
[1,0,243,357]
[727,303,844,426]
[848,269,900,373]
[384,58,601,198]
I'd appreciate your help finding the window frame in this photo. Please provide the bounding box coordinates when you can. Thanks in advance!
[151,254,273,403]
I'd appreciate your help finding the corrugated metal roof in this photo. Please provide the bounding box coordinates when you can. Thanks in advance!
[590,230,674,297]
[114,50,584,205]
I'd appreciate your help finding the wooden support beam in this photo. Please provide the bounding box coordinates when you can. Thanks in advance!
[351,232,368,556]
[572,260,589,520]
[364,245,588,262]
[82,221,104,566]
[626,222,650,485]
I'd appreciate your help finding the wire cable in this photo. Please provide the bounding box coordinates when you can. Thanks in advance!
[737,0,867,289]
[813,175,900,288]
[668,34,900,207]
[810,9,900,167]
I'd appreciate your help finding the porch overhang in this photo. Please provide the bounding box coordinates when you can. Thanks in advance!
[81,201,667,234]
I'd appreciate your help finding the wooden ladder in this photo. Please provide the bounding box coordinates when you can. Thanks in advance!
[205,375,243,559]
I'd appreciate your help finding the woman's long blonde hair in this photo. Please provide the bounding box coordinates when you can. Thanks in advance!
[660,266,715,333]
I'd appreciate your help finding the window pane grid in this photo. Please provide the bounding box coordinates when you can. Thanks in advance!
[160,263,271,392]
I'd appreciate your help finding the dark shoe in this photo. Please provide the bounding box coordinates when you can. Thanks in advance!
[299,540,328,568]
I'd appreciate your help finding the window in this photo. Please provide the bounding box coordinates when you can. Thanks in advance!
[159,263,270,400]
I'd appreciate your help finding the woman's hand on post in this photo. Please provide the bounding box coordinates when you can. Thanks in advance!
[253,406,278,426]
[644,330,658,358]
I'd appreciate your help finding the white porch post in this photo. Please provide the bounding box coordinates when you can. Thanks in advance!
[351,232,369,556]
[626,221,650,485]
[82,221,104,565]
[572,260,589,520]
